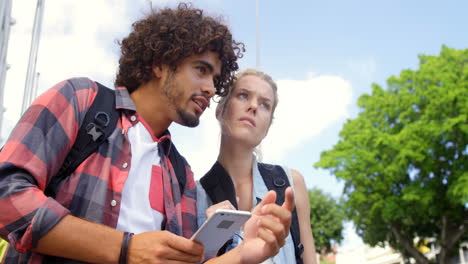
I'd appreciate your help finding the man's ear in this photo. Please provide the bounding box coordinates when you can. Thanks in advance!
[153,65,164,79]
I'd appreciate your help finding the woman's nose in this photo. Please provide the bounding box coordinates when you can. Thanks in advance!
[247,100,258,113]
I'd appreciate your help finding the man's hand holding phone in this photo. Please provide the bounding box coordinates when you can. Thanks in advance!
[128,230,204,264]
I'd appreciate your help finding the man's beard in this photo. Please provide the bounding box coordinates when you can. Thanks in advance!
[176,108,199,127]
[162,73,200,127]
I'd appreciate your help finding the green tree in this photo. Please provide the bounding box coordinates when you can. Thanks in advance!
[309,188,345,254]
[315,46,468,264]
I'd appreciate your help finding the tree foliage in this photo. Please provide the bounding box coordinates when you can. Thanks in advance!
[315,46,468,264]
[309,188,345,254]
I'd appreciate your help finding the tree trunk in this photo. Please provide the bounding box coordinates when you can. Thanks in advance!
[439,215,448,264]
[439,214,468,264]
[438,247,447,264]
[390,222,430,264]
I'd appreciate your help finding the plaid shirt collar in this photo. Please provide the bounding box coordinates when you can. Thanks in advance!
[115,86,137,112]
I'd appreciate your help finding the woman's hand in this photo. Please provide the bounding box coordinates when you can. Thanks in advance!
[205,200,237,219]
[239,188,294,263]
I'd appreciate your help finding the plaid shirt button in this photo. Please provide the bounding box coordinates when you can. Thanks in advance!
[111,200,117,207]
[123,162,128,168]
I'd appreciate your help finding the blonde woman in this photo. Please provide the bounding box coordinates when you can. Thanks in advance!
[197,69,318,263]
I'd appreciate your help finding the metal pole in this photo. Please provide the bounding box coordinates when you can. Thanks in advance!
[22,0,45,114]
[32,72,40,100]
[256,0,260,70]
[0,0,8,27]
[0,0,14,144]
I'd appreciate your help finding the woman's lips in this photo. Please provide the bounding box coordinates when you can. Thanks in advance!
[239,117,256,127]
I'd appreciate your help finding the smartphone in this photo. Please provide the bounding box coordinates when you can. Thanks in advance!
[191,209,251,255]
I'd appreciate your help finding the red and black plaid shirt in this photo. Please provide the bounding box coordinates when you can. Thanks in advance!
[0,78,197,263]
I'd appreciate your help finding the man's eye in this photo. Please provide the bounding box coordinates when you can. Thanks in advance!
[196,66,206,74]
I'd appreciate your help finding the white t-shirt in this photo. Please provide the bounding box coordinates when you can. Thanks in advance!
[116,119,165,234]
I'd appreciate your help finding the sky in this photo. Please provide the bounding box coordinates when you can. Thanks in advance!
[3,0,468,251]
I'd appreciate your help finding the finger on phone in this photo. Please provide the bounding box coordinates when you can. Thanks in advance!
[216,200,235,210]
[206,200,236,218]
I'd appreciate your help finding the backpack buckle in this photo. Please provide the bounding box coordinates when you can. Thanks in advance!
[85,111,111,142]
[297,243,304,254]
[86,123,104,142]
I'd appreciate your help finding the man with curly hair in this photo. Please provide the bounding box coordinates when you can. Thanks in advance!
[0,3,294,264]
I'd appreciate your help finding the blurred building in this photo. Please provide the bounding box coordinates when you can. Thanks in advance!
[336,244,403,264]
[336,241,467,264]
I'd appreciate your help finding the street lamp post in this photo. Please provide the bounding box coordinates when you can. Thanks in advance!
[0,0,14,144]
[256,0,261,70]
[22,0,45,115]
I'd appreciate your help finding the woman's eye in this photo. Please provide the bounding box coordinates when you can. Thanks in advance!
[260,102,271,109]
[238,93,248,99]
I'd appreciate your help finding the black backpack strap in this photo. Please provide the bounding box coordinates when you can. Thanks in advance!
[165,141,187,191]
[200,162,238,209]
[45,82,119,197]
[258,163,304,264]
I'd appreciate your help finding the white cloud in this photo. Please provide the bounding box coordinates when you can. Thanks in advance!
[35,0,130,91]
[261,74,353,162]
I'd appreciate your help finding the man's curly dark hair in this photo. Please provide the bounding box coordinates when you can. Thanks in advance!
[115,2,244,96]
